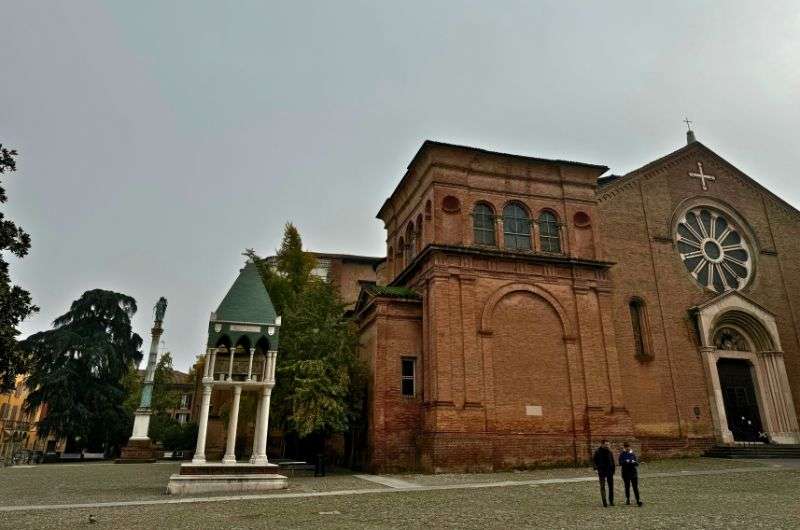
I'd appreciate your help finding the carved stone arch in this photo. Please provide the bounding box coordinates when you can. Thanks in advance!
[480,282,575,340]
[695,291,781,352]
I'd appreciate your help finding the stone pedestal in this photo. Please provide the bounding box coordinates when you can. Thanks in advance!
[166,462,288,495]
[117,439,157,464]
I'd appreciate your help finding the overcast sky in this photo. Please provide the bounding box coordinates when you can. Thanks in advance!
[3,1,799,370]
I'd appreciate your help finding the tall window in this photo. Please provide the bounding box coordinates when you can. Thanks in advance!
[473,203,496,245]
[629,299,649,358]
[503,203,531,250]
[401,358,416,397]
[538,211,561,253]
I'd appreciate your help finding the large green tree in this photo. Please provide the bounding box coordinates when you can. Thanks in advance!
[247,224,366,459]
[246,222,315,316]
[22,289,143,453]
[0,144,38,392]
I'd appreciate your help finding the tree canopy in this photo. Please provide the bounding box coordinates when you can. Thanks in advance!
[22,289,143,452]
[0,144,38,392]
[247,223,366,445]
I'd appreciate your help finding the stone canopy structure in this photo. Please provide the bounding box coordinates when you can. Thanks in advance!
[168,260,286,494]
[355,132,800,472]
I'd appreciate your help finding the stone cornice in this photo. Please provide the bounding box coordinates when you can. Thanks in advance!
[390,244,615,287]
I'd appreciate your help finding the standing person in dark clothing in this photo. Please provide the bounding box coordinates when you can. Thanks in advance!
[618,442,643,507]
[592,439,615,507]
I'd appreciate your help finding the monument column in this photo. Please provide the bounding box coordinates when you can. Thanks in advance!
[223,385,242,464]
[118,297,168,463]
[249,395,264,463]
[253,385,272,465]
[192,384,213,464]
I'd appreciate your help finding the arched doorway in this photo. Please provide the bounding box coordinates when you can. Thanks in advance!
[695,292,800,445]
[716,358,762,442]
[713,327,764,442]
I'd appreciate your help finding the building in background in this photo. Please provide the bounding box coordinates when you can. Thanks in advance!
[0,377,65,462]
[266,252,383,311]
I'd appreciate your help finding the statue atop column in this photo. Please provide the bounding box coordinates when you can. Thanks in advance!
[154,297,168,323]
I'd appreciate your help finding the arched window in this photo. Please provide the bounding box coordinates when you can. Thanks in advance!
[629,298,651,358]
[404,223,415,264]
[538,211,561,253]
[473,203,496,246]
[503,203,531,250]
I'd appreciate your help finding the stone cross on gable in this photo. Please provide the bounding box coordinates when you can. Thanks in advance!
[689,161,716,191]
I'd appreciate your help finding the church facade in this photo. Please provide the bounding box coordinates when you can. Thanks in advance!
[355,134,800,472]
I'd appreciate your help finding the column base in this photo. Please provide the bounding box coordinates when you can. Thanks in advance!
[221,456,237,465]
[166,462,287,495]
[117,439,157,463]
[770,432,800,444]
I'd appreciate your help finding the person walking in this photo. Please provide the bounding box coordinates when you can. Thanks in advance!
[618,442,643,507]
[592,439,615,507]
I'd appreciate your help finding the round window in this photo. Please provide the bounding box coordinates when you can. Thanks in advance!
[675,207,752,293]
[442,195,461,213]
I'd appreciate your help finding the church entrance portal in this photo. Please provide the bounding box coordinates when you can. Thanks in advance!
[717,359,763,442]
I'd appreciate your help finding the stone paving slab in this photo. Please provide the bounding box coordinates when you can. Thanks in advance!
[0,463,788,513]
[2,468,800,529]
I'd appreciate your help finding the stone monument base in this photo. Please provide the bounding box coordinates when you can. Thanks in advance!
[166,462,288,495]
[117,439,157,463]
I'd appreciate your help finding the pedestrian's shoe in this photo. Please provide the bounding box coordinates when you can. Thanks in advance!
[625,499,630,505]
[602,502,608,508]
[637,501,643,507]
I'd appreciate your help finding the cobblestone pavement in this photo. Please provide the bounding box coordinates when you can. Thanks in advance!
[1,458,798,529]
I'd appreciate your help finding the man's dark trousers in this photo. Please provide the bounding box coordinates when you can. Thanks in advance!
[598,472,614,507]
[623,473,640,504]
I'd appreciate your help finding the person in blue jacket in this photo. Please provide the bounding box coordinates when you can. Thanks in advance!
[618,441,643,506]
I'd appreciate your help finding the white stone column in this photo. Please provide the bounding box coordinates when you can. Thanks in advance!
[249,394,263,463]
[247,348,255,381]
[203,348,213,378]
[252,386,272,465]
[222,385,242,464]
[210,349,219,380]
[192,384,213,464]
[227,347,235,380]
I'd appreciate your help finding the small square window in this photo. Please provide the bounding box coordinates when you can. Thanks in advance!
[401,358,416,397]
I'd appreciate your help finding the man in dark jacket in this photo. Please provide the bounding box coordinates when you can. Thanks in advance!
[619,442,643,506]
[592,439,615,507]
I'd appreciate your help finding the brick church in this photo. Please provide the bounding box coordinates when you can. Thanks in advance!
[353,130,800,472]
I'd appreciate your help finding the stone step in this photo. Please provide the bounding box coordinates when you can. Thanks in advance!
[705,444,800,459]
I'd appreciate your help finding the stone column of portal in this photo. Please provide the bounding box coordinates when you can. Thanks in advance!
[222,385,242,464]
[758,351,800,443]
[192,384,213,464]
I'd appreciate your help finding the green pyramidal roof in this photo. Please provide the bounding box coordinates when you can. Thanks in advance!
[207,261,280,349]
[214,261,277,324]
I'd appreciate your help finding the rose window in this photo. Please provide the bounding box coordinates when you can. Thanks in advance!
[675,207,752,293]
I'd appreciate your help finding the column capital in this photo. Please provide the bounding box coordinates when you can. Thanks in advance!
[233,385,242,395]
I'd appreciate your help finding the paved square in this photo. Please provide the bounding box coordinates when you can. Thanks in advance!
[1,459,798,529]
